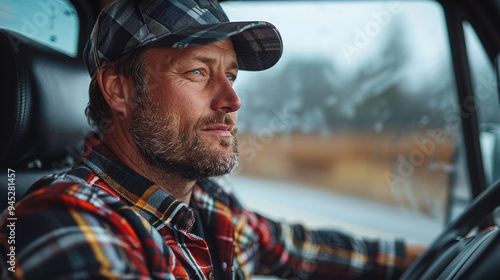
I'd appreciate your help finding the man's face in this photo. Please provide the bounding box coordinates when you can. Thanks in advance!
[131,38,241,180]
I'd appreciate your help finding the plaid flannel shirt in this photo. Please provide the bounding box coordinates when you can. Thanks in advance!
[0,133,406,279]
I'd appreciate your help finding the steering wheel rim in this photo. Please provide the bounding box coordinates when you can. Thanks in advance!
[400,178,500,280]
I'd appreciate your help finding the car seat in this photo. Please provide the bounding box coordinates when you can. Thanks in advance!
[0,29,92,212]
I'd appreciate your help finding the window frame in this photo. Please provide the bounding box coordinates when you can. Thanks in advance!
[441,1,500,228]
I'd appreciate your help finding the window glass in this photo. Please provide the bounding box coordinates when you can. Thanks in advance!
[464,22,500,185]
[464,22,500,224]
[0,0,79,57]
[222,1,466,243]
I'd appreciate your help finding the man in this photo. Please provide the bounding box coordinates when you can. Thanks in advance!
[0,0,423,279]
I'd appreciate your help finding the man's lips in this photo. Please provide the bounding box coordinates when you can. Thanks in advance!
[202,125,235,137]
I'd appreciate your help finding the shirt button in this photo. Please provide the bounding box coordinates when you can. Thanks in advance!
[208,272,214,280]
[222,262,227,271]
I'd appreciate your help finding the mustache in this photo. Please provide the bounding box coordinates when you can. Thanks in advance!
[198,114,238,135]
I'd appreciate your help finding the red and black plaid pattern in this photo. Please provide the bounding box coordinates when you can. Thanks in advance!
[0,133,406,279]
[84,0,283,75]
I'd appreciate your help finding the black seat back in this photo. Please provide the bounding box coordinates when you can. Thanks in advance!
[0,30,92,211]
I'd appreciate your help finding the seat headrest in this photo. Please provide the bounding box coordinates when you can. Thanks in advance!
[0,30,92,169]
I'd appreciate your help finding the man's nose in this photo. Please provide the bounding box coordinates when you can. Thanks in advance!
[211,75,242,114]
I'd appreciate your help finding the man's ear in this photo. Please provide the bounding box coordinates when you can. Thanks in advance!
[97,66,134,118]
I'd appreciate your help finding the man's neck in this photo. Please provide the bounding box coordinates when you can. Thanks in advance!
[144,165,196,205]
[102,132,196,205]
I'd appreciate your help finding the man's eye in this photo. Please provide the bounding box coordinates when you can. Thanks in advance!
[227,75,236,83]
[186,69,206,80]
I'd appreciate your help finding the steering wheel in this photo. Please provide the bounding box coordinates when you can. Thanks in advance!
[400,178,500,279]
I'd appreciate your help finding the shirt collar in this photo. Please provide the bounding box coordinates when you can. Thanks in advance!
[80,132,195,231]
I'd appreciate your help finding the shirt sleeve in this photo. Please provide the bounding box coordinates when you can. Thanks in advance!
[221,179,407,279]
[253,214,406,279]
[0,182,165,280]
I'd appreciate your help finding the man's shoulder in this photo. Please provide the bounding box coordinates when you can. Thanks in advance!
[26,166,93,196]
[12,167,120,216]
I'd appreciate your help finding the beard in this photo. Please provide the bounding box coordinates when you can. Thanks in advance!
[131,92,239,180]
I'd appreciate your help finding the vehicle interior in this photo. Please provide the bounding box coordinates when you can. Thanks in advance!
[1,0,500,279]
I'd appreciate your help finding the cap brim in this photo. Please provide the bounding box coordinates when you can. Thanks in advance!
[145,21,283,71]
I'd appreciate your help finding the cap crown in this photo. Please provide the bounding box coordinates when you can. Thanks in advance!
[84,0,283,75]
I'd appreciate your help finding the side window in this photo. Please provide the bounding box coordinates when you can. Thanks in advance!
[464,22,500,223]
[222,1,467,242]
[465,22,500,185]
[0,0,79,57]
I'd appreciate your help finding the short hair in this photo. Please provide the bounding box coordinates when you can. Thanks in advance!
[85,48,149,131]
